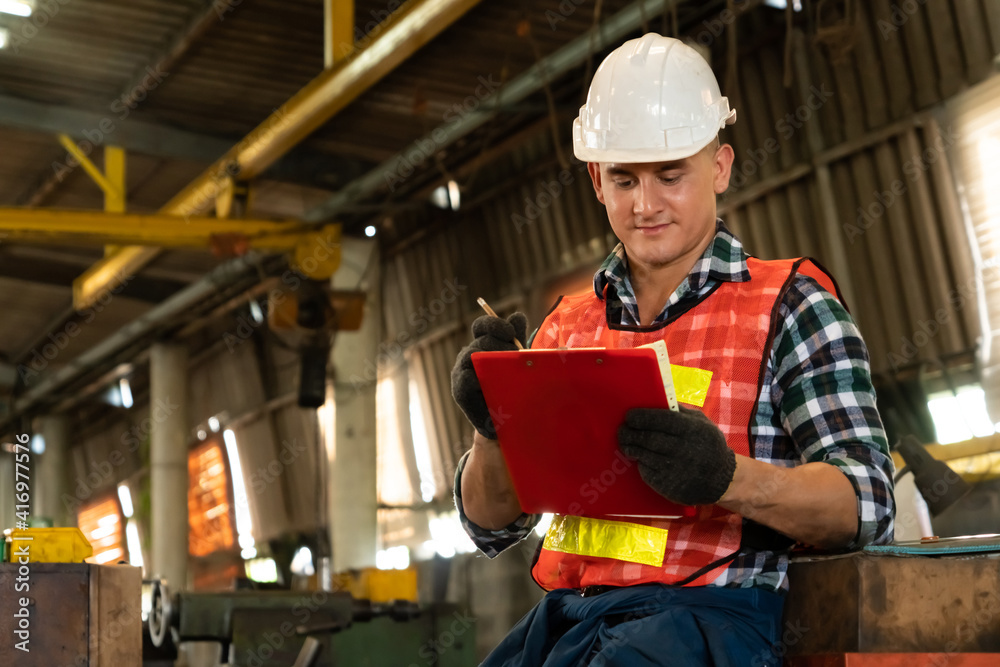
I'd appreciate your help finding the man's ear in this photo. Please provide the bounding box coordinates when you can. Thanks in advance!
[587,162,606,205]
[712,144,735,195]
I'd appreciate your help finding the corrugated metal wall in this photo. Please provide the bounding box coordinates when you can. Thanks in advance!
[380,0,999,498]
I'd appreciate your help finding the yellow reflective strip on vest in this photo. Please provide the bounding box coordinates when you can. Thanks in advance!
[671,364,713,407]
[543,515,668,567]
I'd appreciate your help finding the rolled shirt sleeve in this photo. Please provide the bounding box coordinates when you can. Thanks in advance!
[770,275,896,548]
[453,450,541,557]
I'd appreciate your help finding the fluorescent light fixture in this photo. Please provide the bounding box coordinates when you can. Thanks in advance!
[119,378,133,409]
[126,520,144,570]
[117,484,134,518]
[30,434,45,455]
[364,225,377,237]
[249,299,264,324]
[0,28,9,49]
[0,1,33,18]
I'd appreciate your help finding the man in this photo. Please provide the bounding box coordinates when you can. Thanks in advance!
[451,34,894,666]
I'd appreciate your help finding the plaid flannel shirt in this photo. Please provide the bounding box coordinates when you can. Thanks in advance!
[454,220,895,592]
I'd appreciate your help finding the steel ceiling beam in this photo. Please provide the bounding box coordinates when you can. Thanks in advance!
[303,0,681,224]
[0,94,234,165]
[73,0,484,311]
[16,0,226,208]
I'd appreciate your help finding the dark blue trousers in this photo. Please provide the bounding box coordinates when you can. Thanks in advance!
[482,585,784,667]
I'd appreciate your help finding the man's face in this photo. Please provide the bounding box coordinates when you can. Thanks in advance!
[587,142,734,272]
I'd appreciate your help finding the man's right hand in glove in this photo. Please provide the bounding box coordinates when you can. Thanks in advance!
[451,312,527,440]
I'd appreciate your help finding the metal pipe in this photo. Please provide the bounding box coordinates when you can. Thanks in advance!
[304,0,681,223]
[3,253,262,428]
[74,0,483,310]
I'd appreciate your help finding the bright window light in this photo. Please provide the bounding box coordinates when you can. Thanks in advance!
[0,28,9,50]
[375,545,410,570]
[409,379,437,502]
[365,225,377,237]
[29,434,44,455]
[224,429,256,559]
[290,546,315,577]
[246,558,279,583]
[447,180,461,210]
[126,520,144,570]
[117,484,134,518]
[119,378,133,409]
[93,548,124,564]
[927,385,997,444]
[427,511,476,559]
[0,1,34,18]
[533,513,554,537]
[764,0,802,9]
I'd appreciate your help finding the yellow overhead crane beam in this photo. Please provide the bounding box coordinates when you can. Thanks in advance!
[0,208,342,289]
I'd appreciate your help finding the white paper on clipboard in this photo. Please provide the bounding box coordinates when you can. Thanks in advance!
[639,339,679,412]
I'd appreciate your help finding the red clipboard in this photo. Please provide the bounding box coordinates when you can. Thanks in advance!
[471,347,697,519]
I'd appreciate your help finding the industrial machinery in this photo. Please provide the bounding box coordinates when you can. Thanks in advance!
[145,580,475,666]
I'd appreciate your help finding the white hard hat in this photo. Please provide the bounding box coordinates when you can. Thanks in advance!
[573,33,737,163]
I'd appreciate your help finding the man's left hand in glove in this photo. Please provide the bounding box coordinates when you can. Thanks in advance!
[617,406,737,506]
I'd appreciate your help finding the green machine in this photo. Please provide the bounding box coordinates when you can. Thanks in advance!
[146,580,475,666]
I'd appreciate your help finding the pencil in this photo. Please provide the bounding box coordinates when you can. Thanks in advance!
[477,297,525,350]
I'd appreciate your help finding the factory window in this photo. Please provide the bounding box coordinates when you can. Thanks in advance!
[77,494,126,565]
[188,438,235,557]
[377,375,417,506]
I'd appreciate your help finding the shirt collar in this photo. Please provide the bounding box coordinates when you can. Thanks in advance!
[593,219,751,301]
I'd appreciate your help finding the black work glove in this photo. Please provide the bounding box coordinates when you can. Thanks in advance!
[618,407,737,506]
[451,312,528,440]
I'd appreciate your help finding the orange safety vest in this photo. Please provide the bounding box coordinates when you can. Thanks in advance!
[530,257,842,590]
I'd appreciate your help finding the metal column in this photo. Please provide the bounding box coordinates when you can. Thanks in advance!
[330,238,379,572]
[36,414,71,526]
[150,343,189,590]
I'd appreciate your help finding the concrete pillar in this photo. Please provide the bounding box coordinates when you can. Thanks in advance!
[330,238,379,572]
[150,343,189,591]
[36,414,71,526]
